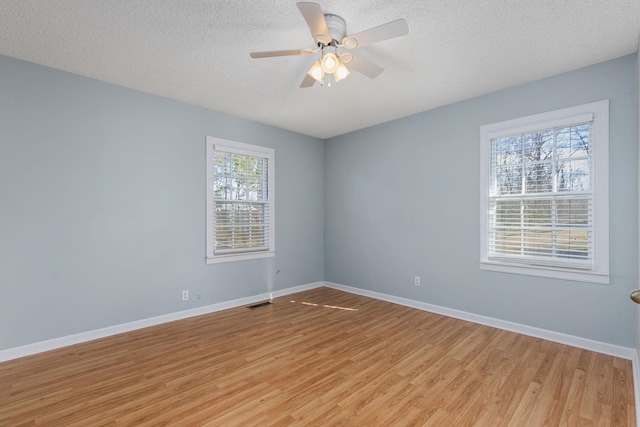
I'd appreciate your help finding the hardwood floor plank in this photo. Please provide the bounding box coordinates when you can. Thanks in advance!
[0,287,634,425]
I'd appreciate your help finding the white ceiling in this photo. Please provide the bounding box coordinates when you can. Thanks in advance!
[1,1,639,139]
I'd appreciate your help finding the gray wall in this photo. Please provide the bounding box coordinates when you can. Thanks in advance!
[2,53,637,351]
[324,54,638,347]
[0,55,325,350]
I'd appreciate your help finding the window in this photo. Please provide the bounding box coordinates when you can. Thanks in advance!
[206,137,275,264]
[480,100,609,284]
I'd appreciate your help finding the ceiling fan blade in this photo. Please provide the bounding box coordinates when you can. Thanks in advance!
[300,73,316,88]
[347,19,409,48]
[346,54,384,79]
[297,2,332,45]
[250,49,313,59]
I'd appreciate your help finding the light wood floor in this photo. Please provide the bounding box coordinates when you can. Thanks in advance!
[0,287,635,426]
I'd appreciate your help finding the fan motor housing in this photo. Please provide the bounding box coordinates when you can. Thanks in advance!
[325,14,346,44]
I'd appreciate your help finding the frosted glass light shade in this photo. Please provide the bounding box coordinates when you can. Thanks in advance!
[334,63,350,82]
[307,60,324,82]
[321,53,339,74]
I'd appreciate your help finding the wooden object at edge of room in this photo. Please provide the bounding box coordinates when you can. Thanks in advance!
[0,287,635,426]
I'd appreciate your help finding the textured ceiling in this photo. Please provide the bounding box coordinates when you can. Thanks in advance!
[1,0,639,139]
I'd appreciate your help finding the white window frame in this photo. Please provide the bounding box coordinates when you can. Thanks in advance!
[480,100,609,284]
[206,136,275,264]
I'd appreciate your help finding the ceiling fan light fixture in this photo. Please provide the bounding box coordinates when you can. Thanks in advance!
[321,52,339,74]
[250,3,408,88]
[307,60,324,82]
[334,63,350,82]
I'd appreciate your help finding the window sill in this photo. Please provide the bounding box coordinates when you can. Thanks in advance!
[480,260,609,284]
[206,251,275,264]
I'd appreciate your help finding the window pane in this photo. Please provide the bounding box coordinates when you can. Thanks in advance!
[557,159,590,192]
[213,154,267,202]
[215,202,267,250]
[556,198,589,227]
[495,200,522,228]
[493,136,522,165]
[496,166,522,195]
[524,200,551,227]
[215,204,234,250]
[523,131,553,162]
[556,230,589,259]
[557,124,589,159]
[523,230,553,256]
[524,162,553,193]
[492,228,521,254]
[216,203,233,226]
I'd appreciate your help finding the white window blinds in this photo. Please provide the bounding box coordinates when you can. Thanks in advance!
[206,137,275,264]
[213,150,271,254]
[488,121,593,269]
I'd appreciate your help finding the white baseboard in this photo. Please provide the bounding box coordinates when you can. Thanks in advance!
[324,281,637,361]
[0,281,323,362]
[3,280,636,362]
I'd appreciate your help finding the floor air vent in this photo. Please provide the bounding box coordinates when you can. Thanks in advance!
[247,301,272,309]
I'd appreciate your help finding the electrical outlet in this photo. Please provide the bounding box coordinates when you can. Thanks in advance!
[414,276,421,286]
[194,292,201,300]
[182,290,189,301]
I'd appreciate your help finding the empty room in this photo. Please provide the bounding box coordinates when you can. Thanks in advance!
[1,1,640,425]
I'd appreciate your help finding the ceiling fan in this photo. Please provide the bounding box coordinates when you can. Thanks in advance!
[250,2,409,88]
